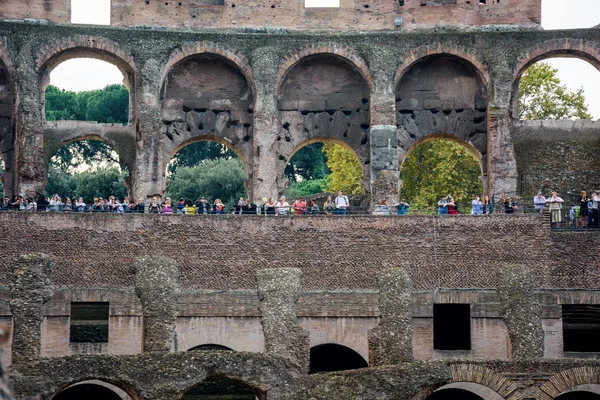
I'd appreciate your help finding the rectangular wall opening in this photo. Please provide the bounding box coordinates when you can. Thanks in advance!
[70,302,109,343]
[71,0,111,25]
[433,304,471,350]
[563,305,600,352]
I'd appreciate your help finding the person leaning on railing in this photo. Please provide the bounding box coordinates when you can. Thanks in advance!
[546,191,564,226]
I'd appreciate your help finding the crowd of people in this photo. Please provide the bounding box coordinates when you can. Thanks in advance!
[2,189,599,227]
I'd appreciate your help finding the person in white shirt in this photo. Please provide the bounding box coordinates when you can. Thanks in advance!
[275,196,290,215]
[335,190,349,215]
[533,192,546,214]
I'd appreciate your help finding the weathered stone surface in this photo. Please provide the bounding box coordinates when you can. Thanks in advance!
[131,257,181,353]
[369,268,414,366]
[497,264,544,360]
[9,254,55,366]
[257,268,309,372]
[0,323,13,400]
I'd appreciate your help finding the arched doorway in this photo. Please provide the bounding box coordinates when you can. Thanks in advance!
[276,54,371,195]
[45,138,130,207]
[425,382,505,400]
[53,380,132,400]
[284,140,364,207]
[309,343,368,374]
[179,376,264,400]
[160,53,254,199]
[165,139,248,213]
[396,55,489,197]
[400,137,483,213]
[555,384,600,400]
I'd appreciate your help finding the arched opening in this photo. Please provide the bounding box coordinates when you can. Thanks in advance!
[165,139,248,213]
[0,61,14,199]
[189,344,234,351]
[40,51,134,125]
[399,136,483,213]
[309,343,368,374]
[276,54,371,195]
[396,55,488,185]
[179,376,264,400]
[161,53,254,198]
[53,380,132,400]
[284,140,364,206]
[45,138,129,209]
[425,382,505,400]
[556,393,600,400]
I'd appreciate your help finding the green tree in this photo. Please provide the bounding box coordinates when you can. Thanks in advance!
[51,140,122,174]
[322,143,363,195]
[400,139,482,212]
[168,141,236,174]
[519,62,592,120]
[283,178,328,199]
[166,158,247,205]
[46,167,128,203]
[285,143,329,183]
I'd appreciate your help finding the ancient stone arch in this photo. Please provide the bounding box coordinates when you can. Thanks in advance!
[449,364,522,400]
[52,379,134,400]
[536,367,600,400]
[48,378,140,400]
[510,39,600,119]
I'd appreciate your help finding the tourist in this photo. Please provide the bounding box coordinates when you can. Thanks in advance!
[471,195,483,215]
[448,195,458,215]
[36,195,49,211]
[196,197,211,215]
[504,197,518,214]
[533,192,546,214]
[264,197,276,215]
[483,195,493,214]
[147,197,161,213]
[396,199,410,215]
[307,200,320,215]
[275,196,289,215]
[176,198,186,214]
[213,199,224,214]
[242,199,257,215]
[578,191,589,228]
[373,199,390,216]
[1,197,9,210]
[184,199,196,215]
[437,195,449,215]
[335,190,349,215]
[75,197,86,212]
[323,195,335,215]
[64,198,72,212]
[49,194,63,212]
[592,191,600,228]
[161,198,173,214]
[546,191,564,226]
[236,197,245,214]
[132,199,144,213]
[293,196,307,215]
[25,197,36,212]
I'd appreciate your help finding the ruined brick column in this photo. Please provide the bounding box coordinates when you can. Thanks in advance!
[370,67,399,205]
[132,57,168,200]
[9,254,55,365]
[251,47,280,201]
[368,268,414,365]
[132,257,180,352]
[13,44,46,198]
[497,264,544,360]
[257,268,309,371]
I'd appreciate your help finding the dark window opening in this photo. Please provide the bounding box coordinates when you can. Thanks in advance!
[70,302,109,343]
[433,304,471,350]
[309,343,368,374]
[563,305,600,352]
[189,344,234,351]
[181,376,259,400]
[54,383,121,400]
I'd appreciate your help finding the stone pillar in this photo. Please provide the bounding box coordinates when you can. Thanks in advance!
[13,43,46,198]
[497,264,544,360]
[368,268,414,366]
[488,110,518,195]
[257,268,309,371]
[9,254,55,365]
[0,322,14,400]
[132,58,167,200]
[132,257,180,352]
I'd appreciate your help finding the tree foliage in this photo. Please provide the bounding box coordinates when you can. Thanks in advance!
[45,84,129,123]
[322,143,363,195]
[283,178,328,200]
[168,141,236,174]
[400,140,482,212]
[519,62,591,120]
[46,167,128,202]
[285,143,329,183]
[166,158,247,205]
[51,140,122,174]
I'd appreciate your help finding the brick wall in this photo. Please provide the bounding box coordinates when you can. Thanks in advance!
[0,213,597,291]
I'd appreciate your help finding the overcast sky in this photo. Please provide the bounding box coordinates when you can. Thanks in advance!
[51,0,600,119]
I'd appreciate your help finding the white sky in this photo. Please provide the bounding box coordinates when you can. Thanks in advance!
[50,0,600,119]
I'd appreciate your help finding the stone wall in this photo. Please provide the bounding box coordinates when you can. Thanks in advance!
[0,213,598,291]
[0,0,542,31]
[513,120,600,201]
